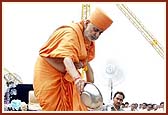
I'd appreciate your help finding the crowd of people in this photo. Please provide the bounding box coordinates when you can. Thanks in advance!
[101,91,165,112]
[120,101,165,112]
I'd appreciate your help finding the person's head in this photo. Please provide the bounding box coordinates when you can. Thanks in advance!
[142,102,147,109]
[84,7,113,41]
[159,102,164,109]
[147,103,153,111]
[124,102,129,108]
[152,104,158,110]
[113,91,125,108]
[130,103,136,111]
[121,103,125,108]
[134,103,138,109]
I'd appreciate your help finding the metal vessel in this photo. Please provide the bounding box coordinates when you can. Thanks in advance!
[81,82,103,109]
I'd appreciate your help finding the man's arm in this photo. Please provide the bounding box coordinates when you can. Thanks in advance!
[63,57,81,80]
[85,62,94,83]
[63,57,85,92]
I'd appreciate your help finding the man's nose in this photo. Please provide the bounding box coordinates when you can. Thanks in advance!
[95,32,100,38]
[117,99,121,103]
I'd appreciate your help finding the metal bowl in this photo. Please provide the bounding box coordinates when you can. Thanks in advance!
[80,82,103,109]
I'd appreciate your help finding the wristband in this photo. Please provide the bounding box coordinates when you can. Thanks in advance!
[81,65,88,79]
[83,65,88,71]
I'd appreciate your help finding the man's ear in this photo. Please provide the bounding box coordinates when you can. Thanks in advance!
[85,19,90,24]
[84,19,90,28]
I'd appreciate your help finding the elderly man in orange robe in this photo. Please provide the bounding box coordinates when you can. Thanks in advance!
[33,7,113,111]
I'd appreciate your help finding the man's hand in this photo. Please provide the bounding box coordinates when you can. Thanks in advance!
[74,78,85,93]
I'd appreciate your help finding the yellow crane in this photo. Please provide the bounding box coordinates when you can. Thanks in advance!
[116,4,164,59]
[81,4,91,20]
[80,3,91,80]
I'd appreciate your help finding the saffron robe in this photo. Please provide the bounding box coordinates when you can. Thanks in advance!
[33,21,95,111]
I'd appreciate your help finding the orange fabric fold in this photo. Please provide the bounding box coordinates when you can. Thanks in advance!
[33,21,94,111]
